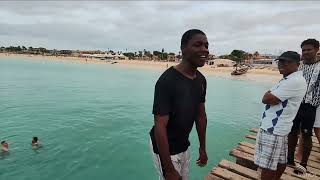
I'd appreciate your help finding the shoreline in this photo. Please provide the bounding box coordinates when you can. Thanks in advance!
[0,53,281,83]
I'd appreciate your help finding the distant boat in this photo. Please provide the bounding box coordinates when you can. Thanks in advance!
[231,67,249,75]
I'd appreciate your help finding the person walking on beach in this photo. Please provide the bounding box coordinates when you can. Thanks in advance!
[254,51,307,180]
[287,39,320,174]
[149,29,209,180]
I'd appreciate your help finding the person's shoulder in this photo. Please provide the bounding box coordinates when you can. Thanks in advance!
[156,67,176,85]
[196,70,206,81]
[285,71,306,87]
[294,71,306,82]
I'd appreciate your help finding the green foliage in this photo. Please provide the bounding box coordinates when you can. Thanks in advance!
[230,49,246,62]
[144,51,152,58]
[219,50,247,64]
[153,51,161,56]
[123,52,135,59]
[162,53,168,60]
[152,50,168,60]
[5,46,22,52]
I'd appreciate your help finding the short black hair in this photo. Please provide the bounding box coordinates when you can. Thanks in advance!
[1,141,5,145]
[301,39,320,49]
[33,137,38,142]
[181,29,206,49]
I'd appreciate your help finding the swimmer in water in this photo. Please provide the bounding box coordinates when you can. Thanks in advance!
[31,137,41,149]
[1,141,9,152]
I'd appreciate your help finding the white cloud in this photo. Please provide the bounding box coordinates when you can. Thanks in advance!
[0,1,319,55]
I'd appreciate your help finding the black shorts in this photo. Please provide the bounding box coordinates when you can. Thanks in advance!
[290,103,317,136]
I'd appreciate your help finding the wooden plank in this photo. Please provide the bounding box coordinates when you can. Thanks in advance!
[239,139,311,180]
[211,166,251,180]
[231,149,258,170]
[238,143,319,161]
[239,141,255,149]
[231,148,317,179]
[283,167,316,180]
[249,128,319,144]
[222,157,303,180]
[204,173,225,180]
[245,135,257,141]
[205,128,320,180]
[280,172,304,180]
[237,144,320,169]
[230,148,320,177]
[237,145,254,155]
[217,160,301,180]
[240,141,320,161]
[249,128,259,133]
[304,151,320,161]
[310,146,320,153]
[229,149,256,165]
[245,135,320,148]
[218,159,259,179]
[240,141,320,156]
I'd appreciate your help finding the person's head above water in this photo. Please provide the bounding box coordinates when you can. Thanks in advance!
[180,29,209,68]
[1,141,8,149]
[32,137,38,143]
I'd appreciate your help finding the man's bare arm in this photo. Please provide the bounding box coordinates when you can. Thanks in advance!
[196,103,207,150]
[262,91,280,105]
[195,103,208,167]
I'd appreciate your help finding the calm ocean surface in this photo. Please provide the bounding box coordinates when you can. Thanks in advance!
[0,57,272,180]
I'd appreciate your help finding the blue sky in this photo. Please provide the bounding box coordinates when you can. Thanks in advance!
[0,1,319,55]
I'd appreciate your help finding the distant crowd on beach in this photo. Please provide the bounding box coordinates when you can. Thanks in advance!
[1,136,42,153]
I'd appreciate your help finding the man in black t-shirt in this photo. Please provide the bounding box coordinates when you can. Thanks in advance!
[149,29,209,180]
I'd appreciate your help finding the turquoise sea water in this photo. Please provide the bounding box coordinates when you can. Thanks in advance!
[0,57,272,180]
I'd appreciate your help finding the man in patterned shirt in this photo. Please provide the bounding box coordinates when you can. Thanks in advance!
[254,51,307,180]
[287,39,320,174]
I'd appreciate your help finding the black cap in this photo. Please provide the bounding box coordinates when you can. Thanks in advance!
[276,51,300,63]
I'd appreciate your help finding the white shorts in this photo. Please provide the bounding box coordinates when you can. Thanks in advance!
[314,106,320,128]
[149,139,190,180]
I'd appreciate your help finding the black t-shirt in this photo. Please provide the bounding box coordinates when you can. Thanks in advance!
[149,67,207,155]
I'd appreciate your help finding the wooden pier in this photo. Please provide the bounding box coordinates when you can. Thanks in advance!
[205,128,320,180]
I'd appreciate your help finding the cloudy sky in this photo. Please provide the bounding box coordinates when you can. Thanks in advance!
[1,1,320,55]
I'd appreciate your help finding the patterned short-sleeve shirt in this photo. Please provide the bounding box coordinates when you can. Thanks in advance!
[299,61,320,107]
[260,71,307,136]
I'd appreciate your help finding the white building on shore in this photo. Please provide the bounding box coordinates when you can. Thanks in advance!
[80,52,128,60]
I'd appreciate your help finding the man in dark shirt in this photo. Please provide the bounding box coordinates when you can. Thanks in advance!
[149,29,208,180]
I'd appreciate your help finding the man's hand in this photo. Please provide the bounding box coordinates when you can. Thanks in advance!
[196,148,208,167]
[165,169,182,180]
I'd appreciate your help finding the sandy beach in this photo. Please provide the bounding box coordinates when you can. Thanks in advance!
[0,53,281,83]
